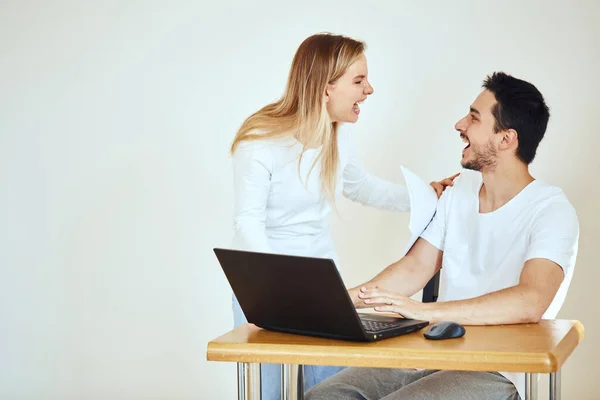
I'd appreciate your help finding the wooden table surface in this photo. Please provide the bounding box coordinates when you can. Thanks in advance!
[207,319,584,373]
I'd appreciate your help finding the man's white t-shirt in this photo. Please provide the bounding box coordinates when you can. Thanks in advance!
[419,169,579,399]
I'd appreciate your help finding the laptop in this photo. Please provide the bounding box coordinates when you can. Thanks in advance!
[213,248,429,342]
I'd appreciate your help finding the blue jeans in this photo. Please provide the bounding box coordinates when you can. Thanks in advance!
[232,295,345,399]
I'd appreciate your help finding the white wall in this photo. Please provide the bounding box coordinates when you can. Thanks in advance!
[1,1,598,399]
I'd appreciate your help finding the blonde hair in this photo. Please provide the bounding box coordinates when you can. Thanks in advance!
[230,33,365,201]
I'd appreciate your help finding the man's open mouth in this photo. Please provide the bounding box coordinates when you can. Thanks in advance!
[461,134,470,149]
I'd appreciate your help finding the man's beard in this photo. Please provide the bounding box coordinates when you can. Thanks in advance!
[461,140,497,171]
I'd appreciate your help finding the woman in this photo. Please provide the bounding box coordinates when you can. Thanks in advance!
[230,33,455,399]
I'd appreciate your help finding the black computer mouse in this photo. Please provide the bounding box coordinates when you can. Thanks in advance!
[423,321,466,340]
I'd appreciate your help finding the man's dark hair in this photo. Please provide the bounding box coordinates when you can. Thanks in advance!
[482,72,550,164]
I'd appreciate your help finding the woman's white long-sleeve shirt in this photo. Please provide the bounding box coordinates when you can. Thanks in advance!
[231,129,411,265]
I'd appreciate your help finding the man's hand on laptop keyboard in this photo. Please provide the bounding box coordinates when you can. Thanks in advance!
[348,285,385,309]
[357,287,431,320]
[348,286,379,309]
[347,287,363,308]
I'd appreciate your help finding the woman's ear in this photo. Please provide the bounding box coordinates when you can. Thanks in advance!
[324,83,336,103]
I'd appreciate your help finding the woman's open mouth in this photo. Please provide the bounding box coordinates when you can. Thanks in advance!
[352,98,366,115]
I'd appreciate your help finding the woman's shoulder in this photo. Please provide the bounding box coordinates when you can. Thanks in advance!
[234,138,274,153]
[232,131,300,167]
[234,129,291,150]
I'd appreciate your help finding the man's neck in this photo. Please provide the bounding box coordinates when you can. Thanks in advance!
[479,162,534,213]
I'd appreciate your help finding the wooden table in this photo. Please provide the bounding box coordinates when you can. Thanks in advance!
[207,319,584,400]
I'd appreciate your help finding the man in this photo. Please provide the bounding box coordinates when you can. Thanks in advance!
[306,72,579,400]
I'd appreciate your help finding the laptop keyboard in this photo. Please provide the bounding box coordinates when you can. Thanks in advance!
[361,319,398,332]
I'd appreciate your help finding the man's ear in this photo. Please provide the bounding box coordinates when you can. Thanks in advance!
[499,128,518,150]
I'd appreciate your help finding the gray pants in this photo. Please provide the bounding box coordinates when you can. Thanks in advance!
[305,367,520,400]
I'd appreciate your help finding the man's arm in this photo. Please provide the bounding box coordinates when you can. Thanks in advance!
[363,257,565,325]
[360,186,578,325]
[417,199,579,325]
[349,177,453,307]
[348,237,443,307]
[425,257,564,324]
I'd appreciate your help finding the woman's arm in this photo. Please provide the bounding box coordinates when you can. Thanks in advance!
[231,141,274,253]
[342,136,411,211]
[342,135,457,209]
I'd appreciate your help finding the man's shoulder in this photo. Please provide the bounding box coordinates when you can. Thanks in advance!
[530,180,574,208]
[529,181,578,221]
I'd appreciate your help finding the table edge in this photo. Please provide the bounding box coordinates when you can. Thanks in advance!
[206,320,585,373]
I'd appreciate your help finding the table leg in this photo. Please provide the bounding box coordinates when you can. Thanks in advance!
[282,364,303,400]
[549,370,561,400]
[524,373,538,400]
[237,362,261,400]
